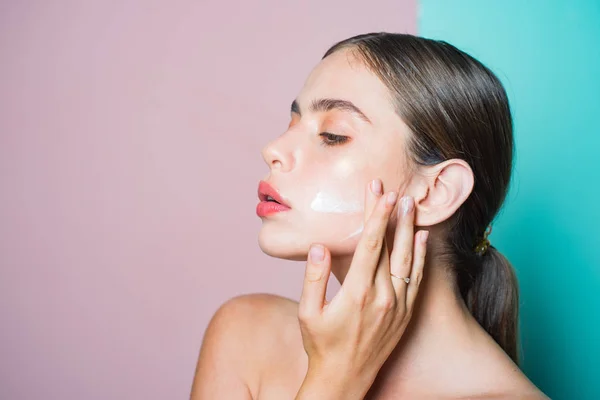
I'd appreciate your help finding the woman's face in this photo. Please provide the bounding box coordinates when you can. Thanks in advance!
[258,48,413,261]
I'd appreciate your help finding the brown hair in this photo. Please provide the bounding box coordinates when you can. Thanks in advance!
[323,33,519,363]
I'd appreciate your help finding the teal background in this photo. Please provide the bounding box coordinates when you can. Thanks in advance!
[419,1,600,399]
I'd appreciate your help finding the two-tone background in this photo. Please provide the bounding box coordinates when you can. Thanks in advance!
[1,1,598,399]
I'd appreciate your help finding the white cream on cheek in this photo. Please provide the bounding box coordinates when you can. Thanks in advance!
[305,153,368,243]
[309,157,365,213]
[310,191,362,213]
[340,224,364,241]
[307,189,364,243]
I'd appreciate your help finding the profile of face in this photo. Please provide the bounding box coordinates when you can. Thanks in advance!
[258,48,415,261]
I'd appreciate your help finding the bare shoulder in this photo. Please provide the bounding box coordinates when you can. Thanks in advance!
[429,361,549,400]
[463,389,549,400]
[487,351,549,399]
[191,293,303,399]
[482,369,549,400]
[465,382,550,400]
[207,292,301,359]
[422,325,550,400]
[210,292,298,325]
[457,344,550,400]
[221,292,304,364]
[216,292,300,340]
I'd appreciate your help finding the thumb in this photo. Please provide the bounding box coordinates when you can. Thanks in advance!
[299,244,331,318]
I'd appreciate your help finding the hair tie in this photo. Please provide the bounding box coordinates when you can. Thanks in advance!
[474,225,492,256]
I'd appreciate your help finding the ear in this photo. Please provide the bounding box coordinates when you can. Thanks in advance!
[410,159,474,227]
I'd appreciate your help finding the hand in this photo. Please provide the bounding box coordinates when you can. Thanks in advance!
[296,178,429,398]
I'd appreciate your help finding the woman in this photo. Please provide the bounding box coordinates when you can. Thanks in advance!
[191,33,549,399]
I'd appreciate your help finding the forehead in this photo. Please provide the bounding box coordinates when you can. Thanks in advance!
[296,48,400,129]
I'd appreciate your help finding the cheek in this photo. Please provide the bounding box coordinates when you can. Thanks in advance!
[303,210,365,254]
[302,158,366,217]
[299,160,369,252]
[310,191,362,213]
[303,156,367,204]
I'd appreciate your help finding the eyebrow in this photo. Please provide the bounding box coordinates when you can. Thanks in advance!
[291,98,372,125]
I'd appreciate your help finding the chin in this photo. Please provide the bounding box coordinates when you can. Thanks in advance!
[257,227,308,261]
[257,222,361,261]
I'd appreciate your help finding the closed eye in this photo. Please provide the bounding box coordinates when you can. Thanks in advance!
[319,132,350,147]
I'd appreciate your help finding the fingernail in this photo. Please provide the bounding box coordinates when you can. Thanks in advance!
[386,192,398,206]
[370,179,382,195]
[420,230,429,244]
[401,196,414,215]
[310,244,324,263]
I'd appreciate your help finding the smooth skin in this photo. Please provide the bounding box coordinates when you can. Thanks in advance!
[191,48,548,399]
[191,181,547,399]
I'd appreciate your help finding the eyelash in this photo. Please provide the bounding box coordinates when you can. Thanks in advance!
[319,132,350,147]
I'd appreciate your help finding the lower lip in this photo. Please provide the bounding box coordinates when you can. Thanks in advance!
[256,201,291,217]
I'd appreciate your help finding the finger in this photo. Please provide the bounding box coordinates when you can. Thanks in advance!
[365,178,383,222]
[344,191,398,290]
[389,196,416,298]
[406,230,429,310]
[369,179,397,301]
[373,235,396,301]
[299,244,331,319]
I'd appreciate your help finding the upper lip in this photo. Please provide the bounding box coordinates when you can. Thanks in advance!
[258,181,291,207]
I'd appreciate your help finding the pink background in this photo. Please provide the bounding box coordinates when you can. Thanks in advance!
[0,2,416,399]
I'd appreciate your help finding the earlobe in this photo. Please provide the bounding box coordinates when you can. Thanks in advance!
[413,159,474,227]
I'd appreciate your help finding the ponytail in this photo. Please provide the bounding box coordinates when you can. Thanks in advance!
[464,246,520,364]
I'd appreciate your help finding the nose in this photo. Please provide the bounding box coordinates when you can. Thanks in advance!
[261,136,294,172]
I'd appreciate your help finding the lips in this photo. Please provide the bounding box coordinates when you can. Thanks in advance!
[257,181,291,207]
[257,181,291,217]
